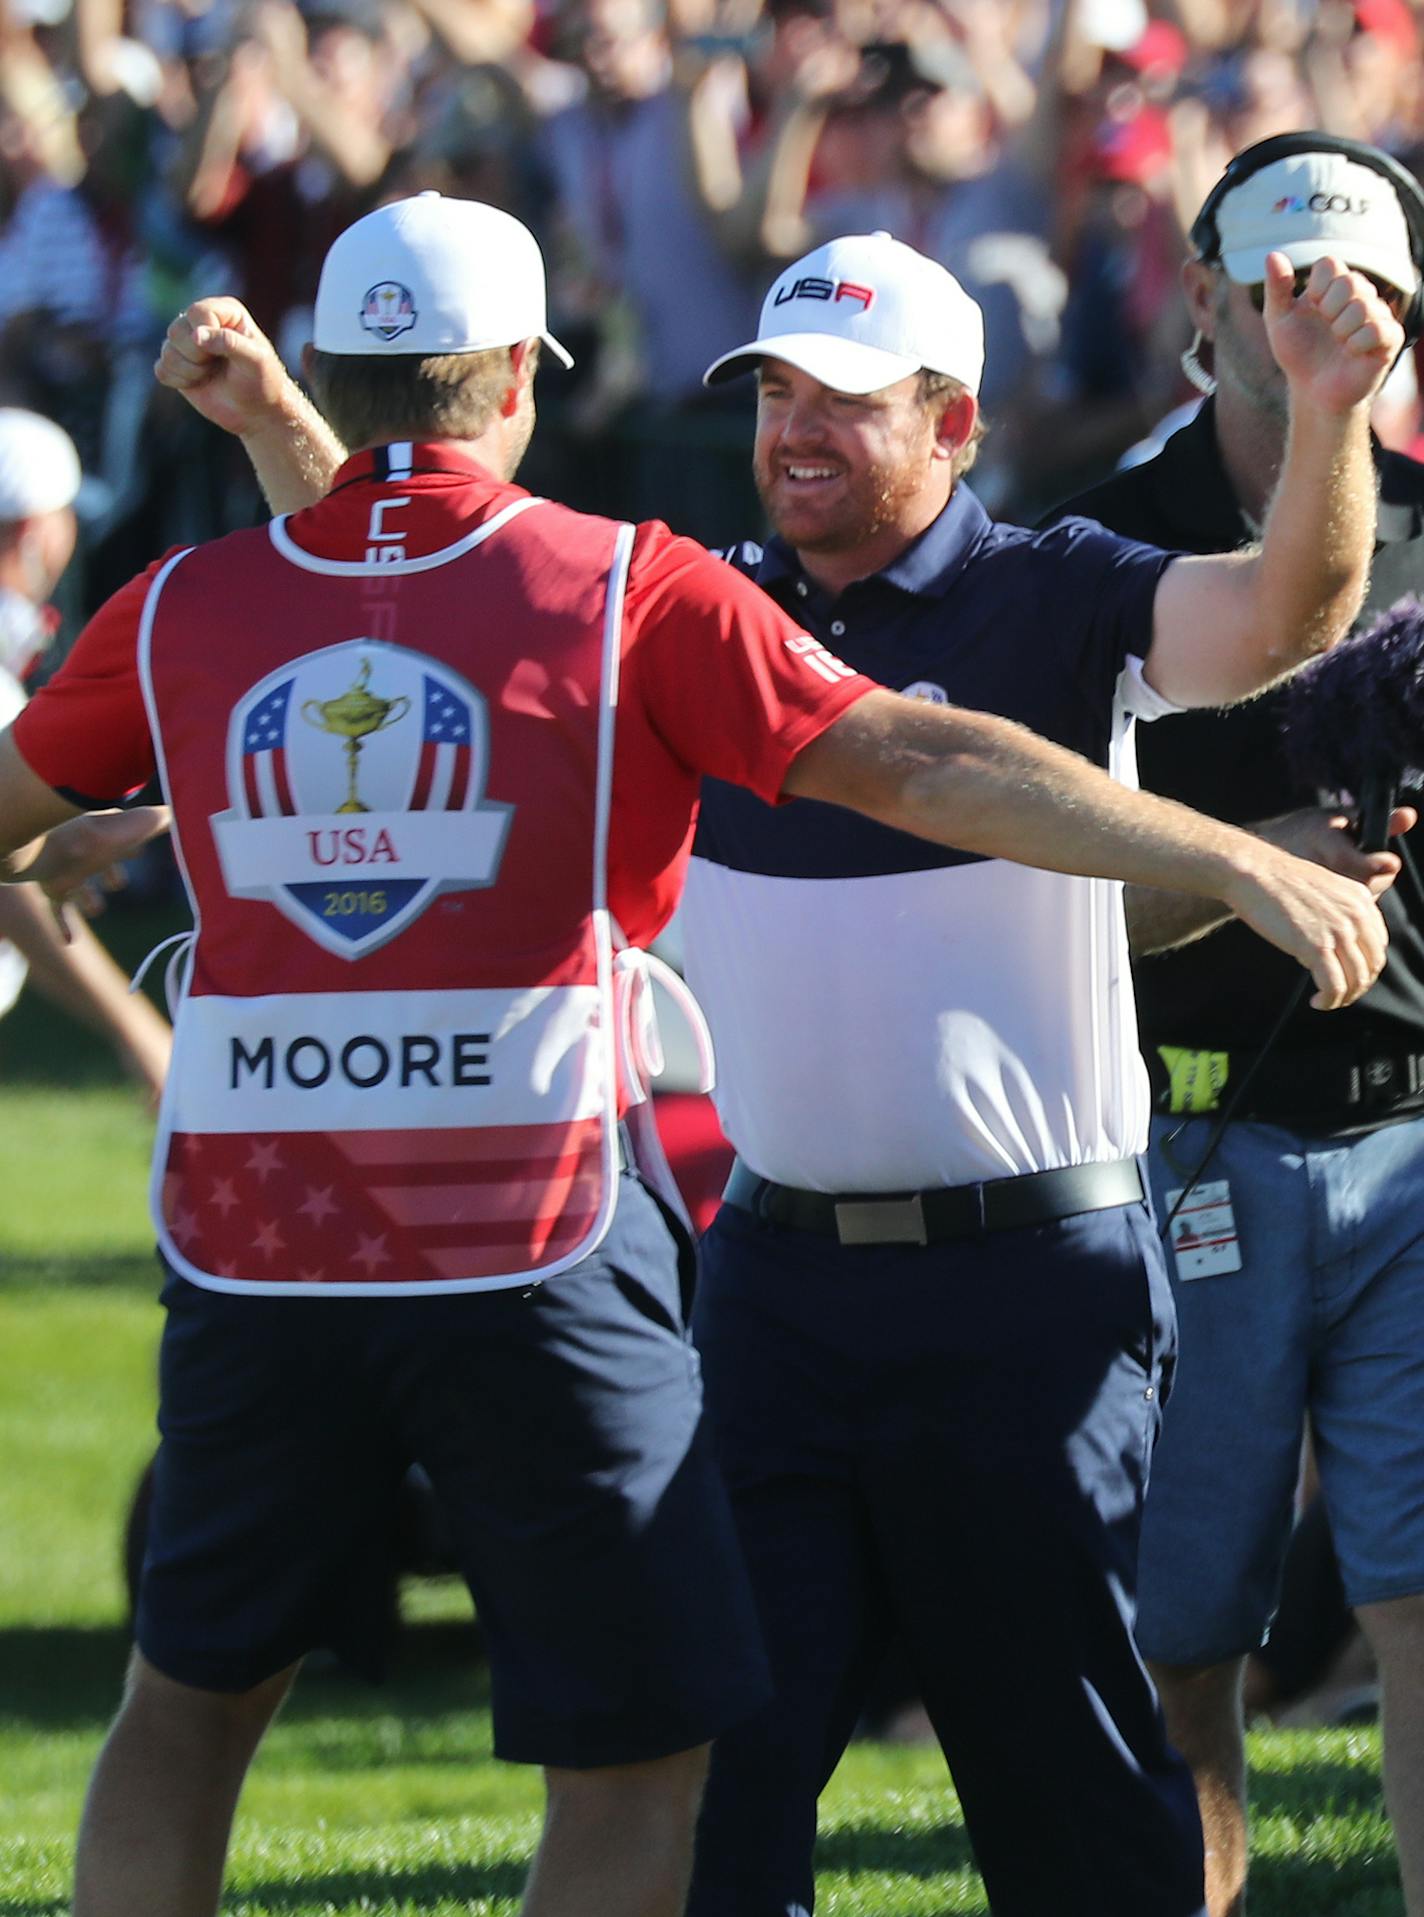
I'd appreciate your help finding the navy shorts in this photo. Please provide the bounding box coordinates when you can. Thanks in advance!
[137,1172,770,1768]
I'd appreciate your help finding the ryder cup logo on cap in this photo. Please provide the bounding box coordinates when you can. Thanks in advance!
[1214,151,1417,295]
[702,232,985,396]
[360,281,418,342]
[314,192,574,366]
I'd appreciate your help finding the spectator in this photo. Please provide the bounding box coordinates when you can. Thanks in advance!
[1047,132,1424,1917]
[0,406,169,1101]
[538,0,764,537]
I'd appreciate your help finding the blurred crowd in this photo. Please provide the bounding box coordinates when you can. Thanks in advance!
[4,0,1424,621]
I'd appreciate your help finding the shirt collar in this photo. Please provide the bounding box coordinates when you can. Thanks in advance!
[1145,401,1252,550]
[754,483,992,605]
[329,442,508,490]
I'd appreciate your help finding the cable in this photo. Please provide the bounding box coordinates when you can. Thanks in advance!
[1158,776,1397,1239]
[1158,975,1308,1237]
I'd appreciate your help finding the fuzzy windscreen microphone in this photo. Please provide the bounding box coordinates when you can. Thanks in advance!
[1280,595,1424,851]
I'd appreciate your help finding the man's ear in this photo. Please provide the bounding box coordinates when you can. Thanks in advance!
[502,339,537,418]
[1181,258,1221,343]
[930,389,978,464]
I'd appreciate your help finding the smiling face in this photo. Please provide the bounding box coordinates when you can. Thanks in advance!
[752,358,973,589]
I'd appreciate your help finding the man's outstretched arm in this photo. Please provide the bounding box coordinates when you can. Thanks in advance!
[1125,803,1416,956]
[786,688,1391,1012]
[0,732,168,895]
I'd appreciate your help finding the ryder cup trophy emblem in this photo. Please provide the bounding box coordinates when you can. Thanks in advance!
[301,659,410,813]
[212,639,514,959]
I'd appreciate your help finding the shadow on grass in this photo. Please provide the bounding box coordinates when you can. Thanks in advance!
[0,1860,532,1917]
[817,1820,978,1882]
[0,1863,533,1917]
[0,1252,161,1291]
[1251,1758,1383,1821]
[224,1859,530,1912]
[1247,1853,1401,1917]
[0,1622,489,1733]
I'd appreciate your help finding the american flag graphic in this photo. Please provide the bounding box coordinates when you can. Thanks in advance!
[242,678,296,817]
[160,1119,604,1284]
[409,674,473,811]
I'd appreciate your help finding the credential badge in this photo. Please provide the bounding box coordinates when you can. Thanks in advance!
[211,641,513,958]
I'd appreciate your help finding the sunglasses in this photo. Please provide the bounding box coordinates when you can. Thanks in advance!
[1244,266,1409,318]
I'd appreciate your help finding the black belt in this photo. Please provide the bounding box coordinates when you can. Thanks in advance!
[722,1157,1144,1247]
[1149,1042,1424,1125]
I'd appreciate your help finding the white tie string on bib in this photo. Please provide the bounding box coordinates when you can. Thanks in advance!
[611,946,716,1105]
[129,929,195,1020]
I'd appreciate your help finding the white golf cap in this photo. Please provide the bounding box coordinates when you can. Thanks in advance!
[1213,150,1418,296]
[703,232,985,397]
[313,192,574,366]
[0,409,81,522]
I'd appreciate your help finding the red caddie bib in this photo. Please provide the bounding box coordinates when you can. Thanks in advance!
[139,494,636,1294]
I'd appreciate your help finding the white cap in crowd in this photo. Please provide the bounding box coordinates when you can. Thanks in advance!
[703,232,986,397]
[0,409,82,523]
[313,192,574,367]
[1213,150,1417,295]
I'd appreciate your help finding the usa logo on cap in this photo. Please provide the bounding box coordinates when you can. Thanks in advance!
[359,281,418,342]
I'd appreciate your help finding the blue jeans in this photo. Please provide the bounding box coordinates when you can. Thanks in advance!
[1139,1112,1424,1665]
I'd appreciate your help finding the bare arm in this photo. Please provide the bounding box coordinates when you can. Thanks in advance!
[676,18,862,270]
[247,0,391,191]
[0,731,168,892]
[785,689,1389,1010]
[404,0,533,65]
[1146,254,1403,706]
[156,299,346,512]
[0,885,171,1101]
[171,40,273,222]
[1126,803,1414,955]
[738,34,862,264]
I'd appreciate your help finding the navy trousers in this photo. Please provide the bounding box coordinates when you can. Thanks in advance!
[686,1190,1205,1917]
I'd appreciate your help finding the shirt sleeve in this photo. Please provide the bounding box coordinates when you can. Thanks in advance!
[621,521,874,804]
[10,557,170,805]
[1023,515,1177,736]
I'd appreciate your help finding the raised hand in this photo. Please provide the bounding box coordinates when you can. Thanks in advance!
[1263,249,1406,416]
[156,299,294,439]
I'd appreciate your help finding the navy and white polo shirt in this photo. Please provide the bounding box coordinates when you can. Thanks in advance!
[683,484,1180,1193]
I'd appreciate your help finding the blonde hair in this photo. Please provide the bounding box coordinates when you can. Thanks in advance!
[307,344,534,449]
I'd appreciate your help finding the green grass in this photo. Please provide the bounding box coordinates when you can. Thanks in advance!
[0,1066,1404,1914]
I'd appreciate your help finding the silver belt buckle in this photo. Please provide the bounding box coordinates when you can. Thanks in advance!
[834,1195,928,1247]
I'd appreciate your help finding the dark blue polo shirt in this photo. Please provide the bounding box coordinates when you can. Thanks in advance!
[693,483,1175,881]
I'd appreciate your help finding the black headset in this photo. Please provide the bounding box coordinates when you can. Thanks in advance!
[1189,131,1424,346]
